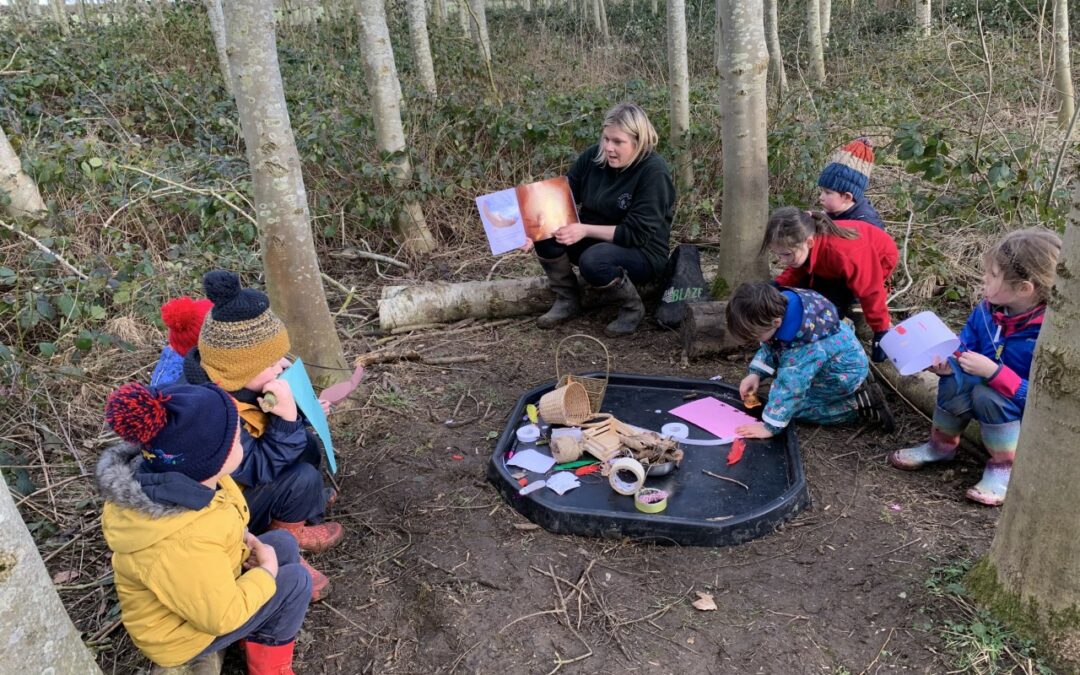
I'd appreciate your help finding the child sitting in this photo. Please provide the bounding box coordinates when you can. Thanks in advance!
[764,206,899,362]
[817,137,886,230]
[150,296,212,387]
[727,282,894,439]
[888,228,1061,505]
[183,269,342,600]
[98,381,312,672]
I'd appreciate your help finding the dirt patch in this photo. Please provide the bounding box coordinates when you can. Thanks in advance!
[256,316,999,675]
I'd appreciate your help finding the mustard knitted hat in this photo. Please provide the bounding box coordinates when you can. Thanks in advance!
[197,270,290,392]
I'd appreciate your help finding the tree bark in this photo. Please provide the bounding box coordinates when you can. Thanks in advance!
[466,0,492,62]
[49,0,71,34]
[820,0,831,45]
[204,0,234,98]
[598,0,610,41]
[1053,0,1075,129]
[915,0,931,38]
[457,0,469,34]
[714,0,770,296]
[433,0,446,25]
[650,0,657,16]
[379,277,554,330]
[982,185,1080,665]
[680,301,743,358]
[0,481,103,674]
[222,0,348,385]
[764,0,787,98]
[406,0,438,98]
[805,0,825,83]
[0,125,47,221]
[667,0,693,191]
[357,0,439,254]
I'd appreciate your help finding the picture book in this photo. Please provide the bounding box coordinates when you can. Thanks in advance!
[476,176,578,255]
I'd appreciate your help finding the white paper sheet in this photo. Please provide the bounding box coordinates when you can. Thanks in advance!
[507,448,556,474]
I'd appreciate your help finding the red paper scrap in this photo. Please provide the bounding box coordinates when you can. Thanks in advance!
[518,477,528,487]
[452,454,465,460]
[727,438,746,466]
[574,464,601,477]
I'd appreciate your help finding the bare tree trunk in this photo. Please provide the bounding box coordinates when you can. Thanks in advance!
[1053,0,1075,129]
[820,0,831,45]
[357,0,439,254]
[457,0,469,33]
[49,0,71,34]
[650,0,657,15]
[466,0,491,62]
[1,481,103,674]
[764,0,787,98]
[667,0,692,190]
[806,0,825,83]
[598,0,609,40]
[222,0,348,385]
[406,0,438,97]
[715,0,770,295]
[204,0,234,98]
[915,0,930,37]
[433,0,446,25]
[0,125,47,221]
[978,186,1080,671]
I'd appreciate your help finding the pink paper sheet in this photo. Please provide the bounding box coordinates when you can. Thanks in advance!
[669,397,757,442]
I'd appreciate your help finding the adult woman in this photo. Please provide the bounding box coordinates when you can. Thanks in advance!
[530,102,676,337]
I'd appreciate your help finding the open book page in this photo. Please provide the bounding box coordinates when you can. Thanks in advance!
[477,176,578,255]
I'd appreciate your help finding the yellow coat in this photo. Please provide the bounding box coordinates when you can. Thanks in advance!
[97,443,276,667]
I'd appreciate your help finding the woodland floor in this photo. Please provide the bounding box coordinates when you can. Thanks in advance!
[98,311,1003,675]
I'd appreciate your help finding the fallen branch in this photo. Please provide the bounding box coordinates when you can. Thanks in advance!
[0,220,89,280]
[701,469,749,490]
[330,246,410,270]
[356,350,489,367]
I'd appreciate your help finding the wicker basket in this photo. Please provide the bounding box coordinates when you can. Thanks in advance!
[538,381,592,426]
[555,334,611,414]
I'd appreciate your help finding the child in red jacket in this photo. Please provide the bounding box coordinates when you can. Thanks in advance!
[763,206,899,362]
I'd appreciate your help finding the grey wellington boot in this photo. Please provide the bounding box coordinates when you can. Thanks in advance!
[537,255,581,328]
[603,272,645,337]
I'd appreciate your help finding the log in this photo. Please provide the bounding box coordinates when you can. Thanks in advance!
[872,362,981,446]
[680,301,744,358]
[379,277,554,331]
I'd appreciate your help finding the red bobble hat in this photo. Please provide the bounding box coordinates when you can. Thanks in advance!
[160,297,213,357]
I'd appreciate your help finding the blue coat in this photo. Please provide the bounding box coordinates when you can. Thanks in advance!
[828,196,886,231]
[952,300,1044,408]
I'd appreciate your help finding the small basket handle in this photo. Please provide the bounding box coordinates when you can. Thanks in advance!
[555,334,612,381]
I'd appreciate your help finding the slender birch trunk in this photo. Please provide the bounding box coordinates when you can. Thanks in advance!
[204,0,234,98]
[806,0,825,83]
[457,0,469,33]
[0,125,47,220]
[598,0,609,40]
[466,0,491,62]
[979,186,1080,671]
[49,0,71,34]
[221,0,347,384]
[667,0,692,190]
[356,0,438,254]
[433,0,446,25]
[1,481,103,674]
[820,0,831,45]
[406,0,438,97]
[714,0,770,294]
[764,0,787,98]
[650,0,657,15]
[1053,0,1075,129]
[915,0,930,37]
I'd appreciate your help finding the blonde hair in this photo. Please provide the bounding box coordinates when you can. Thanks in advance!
[592,102,658,168]
[984,228,1062,302]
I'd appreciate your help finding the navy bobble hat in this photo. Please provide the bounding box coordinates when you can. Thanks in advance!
[817,137,875,201]
[105,382,239,482]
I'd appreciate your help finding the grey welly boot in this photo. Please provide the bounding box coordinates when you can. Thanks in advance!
[602,272,645,337]
[537,255,580,329]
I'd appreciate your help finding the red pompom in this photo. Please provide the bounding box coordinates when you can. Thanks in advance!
[160,297,213,356]
[105,383,171,445]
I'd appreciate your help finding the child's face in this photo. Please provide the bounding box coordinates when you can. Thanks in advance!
[818,188,854,213]
[983,262,1036,310]
[220,425,244,476]
[771,239,812,268]
[245,357,291,392]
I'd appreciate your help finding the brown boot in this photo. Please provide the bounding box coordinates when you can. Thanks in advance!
[298,556,330,602]
[268,519,344,553]
[601,272,644,337]
[537,255,580,328]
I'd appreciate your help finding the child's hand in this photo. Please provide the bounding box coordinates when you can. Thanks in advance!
[735,423,774,439]
[927,356,953,376]
[739,374,761,400]
[245,532,278,578]
[957,351,999,379]
[319,398,331,417]
[261,379,297,422]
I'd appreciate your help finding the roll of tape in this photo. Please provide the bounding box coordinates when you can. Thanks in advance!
[608,457,646,495]
[660,422,689,440]
[635,488,669,513]
[516,424,540,443]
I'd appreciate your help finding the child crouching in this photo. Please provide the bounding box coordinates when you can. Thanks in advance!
[888,228,1061,505]
[97,382,311,672]
[726,282,894,438]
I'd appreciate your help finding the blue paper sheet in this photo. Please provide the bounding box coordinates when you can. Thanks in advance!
[279,358,337,474]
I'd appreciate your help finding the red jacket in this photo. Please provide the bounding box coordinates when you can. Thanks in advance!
[774,220,898,332]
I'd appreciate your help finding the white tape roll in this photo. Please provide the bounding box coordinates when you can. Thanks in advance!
[516,424,541,443]
[608,457,646,495]
[660,422,689,440]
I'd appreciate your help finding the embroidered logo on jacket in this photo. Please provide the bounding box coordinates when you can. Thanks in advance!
[617,193,632,210]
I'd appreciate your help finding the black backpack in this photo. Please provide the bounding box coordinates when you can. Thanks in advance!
[655,244,708,329]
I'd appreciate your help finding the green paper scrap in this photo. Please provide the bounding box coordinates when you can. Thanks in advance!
[279,358,336,474]
[552,458,599,471]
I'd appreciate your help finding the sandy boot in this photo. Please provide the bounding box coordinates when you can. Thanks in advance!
[888,407,964,469]
[965,420,1020,506]
[537,255,580,328]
